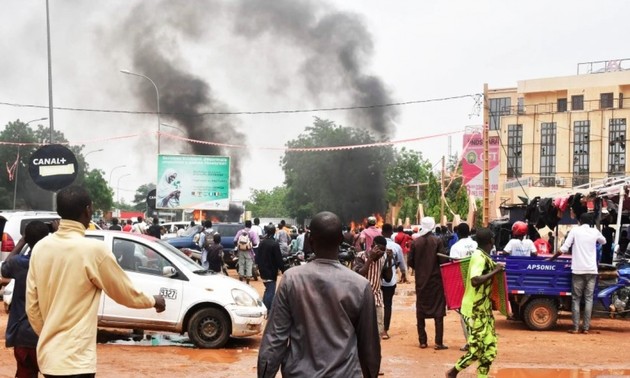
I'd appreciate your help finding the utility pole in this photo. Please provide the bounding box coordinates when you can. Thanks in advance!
[440,155,445,225]
[482,83,490,227]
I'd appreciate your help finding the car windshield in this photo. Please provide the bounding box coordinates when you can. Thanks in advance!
[214,224,242,237]
[155,239,202,271]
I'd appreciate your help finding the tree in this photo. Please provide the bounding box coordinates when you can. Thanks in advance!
[282,118,394,224]
[244,186,290,217]
[0,119,114,210]
[84,169,114,213]
[132,183,156,211]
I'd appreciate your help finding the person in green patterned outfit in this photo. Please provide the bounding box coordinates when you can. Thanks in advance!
[446,228,505,378]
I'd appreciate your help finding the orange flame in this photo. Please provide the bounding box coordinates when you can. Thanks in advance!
[349,214,385,231]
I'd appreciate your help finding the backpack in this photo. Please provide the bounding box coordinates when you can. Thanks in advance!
[202,229,215,249]
[237,231,252,251]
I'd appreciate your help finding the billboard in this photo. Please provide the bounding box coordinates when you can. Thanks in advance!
[156,154,230,210]
[461,133,499,197]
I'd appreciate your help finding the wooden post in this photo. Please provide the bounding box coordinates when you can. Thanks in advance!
[483,83,490,227]
[440,155,445,225]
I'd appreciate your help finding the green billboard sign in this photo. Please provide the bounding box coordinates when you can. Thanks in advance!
[156,154,230,210]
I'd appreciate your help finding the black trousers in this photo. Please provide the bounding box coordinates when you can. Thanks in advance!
[416,315,444,346]
[381,284,396,331]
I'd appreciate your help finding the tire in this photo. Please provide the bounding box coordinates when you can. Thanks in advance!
[523,298,558,331]
[187,307,231,348]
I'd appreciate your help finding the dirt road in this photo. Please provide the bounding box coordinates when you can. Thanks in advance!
[0,270,629,377]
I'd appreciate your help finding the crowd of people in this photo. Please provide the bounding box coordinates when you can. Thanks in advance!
[2,191,610,377]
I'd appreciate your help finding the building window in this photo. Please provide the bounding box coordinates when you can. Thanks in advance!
[608,118,627,177]
[571,95,584,111]
[573,121,590,186]
[620,93,624,109]
[557,98,567,112]
[507,124,523,179]
[517,97,525,114]
[601,93,614,109]
[489,97,511,130]
[540,123,556,187]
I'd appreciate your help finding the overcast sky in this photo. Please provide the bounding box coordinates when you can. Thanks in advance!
[1,0,628,204]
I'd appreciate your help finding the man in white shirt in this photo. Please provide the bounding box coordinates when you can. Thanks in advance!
[549,213,605,334]
[449,223,478,351]
[450,223,478,259]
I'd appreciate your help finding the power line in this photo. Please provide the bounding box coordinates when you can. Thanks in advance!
[0,93,480,117]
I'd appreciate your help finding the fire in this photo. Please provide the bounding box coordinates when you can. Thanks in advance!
[349,214,385,231]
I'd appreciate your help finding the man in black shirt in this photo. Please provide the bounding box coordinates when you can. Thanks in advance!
[147,217,162,239]
[255,225,285,310]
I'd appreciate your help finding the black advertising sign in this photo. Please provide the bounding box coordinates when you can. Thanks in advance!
[147,189,157,209]
[28,144,78,191]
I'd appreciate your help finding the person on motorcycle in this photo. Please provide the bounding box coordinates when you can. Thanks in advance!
[503,221,536,256]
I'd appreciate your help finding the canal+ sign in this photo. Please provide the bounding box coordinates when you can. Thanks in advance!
[28,144,79,191]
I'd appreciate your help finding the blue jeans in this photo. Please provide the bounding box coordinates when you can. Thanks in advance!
[263,281,277,310]
[571,274,597,331]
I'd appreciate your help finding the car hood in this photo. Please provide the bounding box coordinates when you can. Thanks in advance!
[192,272,262,301]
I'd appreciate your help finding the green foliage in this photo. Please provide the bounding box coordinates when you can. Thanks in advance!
[0,119,114,210]
[384,148,432,222]
[244,186,291,217]
[132,183,156,211]
[84,169,113,212]
[282,118,393,224]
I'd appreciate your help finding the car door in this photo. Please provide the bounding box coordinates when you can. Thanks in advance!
[101,237,184,326]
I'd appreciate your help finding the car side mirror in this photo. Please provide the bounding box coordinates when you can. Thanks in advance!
[163,266,177,277]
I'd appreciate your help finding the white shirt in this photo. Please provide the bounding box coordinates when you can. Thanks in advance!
[504,238,536,257]
[251,225,263,247]
[450,237,478,258]
[560,224,606,274]
[381,238,407,287]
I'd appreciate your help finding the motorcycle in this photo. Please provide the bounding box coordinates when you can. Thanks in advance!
[599,257,630,317]
[283,251,304,271]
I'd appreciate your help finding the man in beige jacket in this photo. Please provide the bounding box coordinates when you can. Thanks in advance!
[27,185,165,377]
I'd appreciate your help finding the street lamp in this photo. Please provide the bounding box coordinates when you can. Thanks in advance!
[25,117,48,126]
[12,118,49,209]
[84,148,104,159]
[109,165,126,187]
[161,123,186,134]
[117,173,131,204]
[120,69,161,155]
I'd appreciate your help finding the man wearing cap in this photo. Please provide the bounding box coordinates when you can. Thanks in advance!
[408,216,448,350]
[358,216,382,252]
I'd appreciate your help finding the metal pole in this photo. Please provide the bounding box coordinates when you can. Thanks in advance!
[12,145,20,210]
[482,83,490,227]
[117,174,131,204]
[109,165,126,188]
[120,70,160,155]
[45,0,54,144]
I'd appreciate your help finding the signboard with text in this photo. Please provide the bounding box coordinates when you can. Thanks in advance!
[156,154,230,210]
[461,133,499,197]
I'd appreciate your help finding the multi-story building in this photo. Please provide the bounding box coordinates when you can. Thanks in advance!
[486,59,630,207]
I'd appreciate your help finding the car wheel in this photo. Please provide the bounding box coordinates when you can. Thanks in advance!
[187,307,231,348]
[523,298,558,331]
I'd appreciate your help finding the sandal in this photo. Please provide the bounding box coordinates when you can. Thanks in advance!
[434,344,449,350]
[567,329,579,334]
[381,333,390,340]
[420,343,428,349]
[459,344,469,351]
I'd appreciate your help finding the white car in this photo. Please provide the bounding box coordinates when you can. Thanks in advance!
[0,210,60,262]
[2,230,266,348]
[89,230,266,348]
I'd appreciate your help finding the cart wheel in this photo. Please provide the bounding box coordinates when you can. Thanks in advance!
[523,298,558,331]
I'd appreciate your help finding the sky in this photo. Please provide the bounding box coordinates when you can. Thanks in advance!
[1,0,628,204]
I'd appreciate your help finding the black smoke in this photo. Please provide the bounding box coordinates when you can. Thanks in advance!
[233,0,398,135]
[119,3,247,188]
